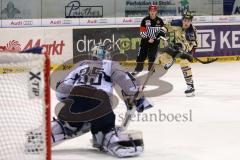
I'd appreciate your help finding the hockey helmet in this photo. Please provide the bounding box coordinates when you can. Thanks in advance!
[148,5,158,11]
[182,11,194,20]
[91,43,108,60]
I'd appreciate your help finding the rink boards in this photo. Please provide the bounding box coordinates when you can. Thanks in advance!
[1,23,240,68]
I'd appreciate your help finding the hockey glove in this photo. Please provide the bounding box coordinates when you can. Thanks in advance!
[173,43,183,51]
[156,27,167,39]
[135,96,153,113]
[165,43,182,58]
[179,52,193,62]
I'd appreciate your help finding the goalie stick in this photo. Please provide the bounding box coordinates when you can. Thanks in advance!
[121,42,161,130]
[121,36,178,130]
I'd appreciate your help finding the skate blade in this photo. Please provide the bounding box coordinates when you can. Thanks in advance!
[186,92,195,97]
[90,139,102,149]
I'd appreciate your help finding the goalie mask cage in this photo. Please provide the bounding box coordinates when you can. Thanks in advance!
[0,53,51,160]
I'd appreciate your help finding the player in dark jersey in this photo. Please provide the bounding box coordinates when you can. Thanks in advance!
[132,5,167,76]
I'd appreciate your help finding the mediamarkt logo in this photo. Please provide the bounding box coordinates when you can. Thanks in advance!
[0,39,65,55]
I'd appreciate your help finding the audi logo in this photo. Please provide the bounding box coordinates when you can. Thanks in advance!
[23,21,33,25]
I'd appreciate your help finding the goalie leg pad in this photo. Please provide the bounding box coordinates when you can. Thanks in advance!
[24,118,90,153]
[51,118,91,145]
[92,127,144,157]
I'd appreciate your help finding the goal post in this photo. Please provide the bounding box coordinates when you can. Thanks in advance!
[0,53,51,160]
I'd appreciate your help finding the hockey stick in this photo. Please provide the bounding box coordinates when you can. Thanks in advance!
[194,57,218,64]
[121,46,161,130]
[163,50,218,70]
[159,37,218,70]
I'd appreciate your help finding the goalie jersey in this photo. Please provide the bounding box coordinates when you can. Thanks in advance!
[56,59,140,103]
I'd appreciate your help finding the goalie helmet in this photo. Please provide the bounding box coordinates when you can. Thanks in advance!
[91,43,109,60]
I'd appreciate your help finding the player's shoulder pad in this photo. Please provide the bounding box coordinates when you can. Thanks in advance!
[170,19,182,27]
[188,24,196,32]
[102,59,114,65]
[109,60,122,70]
[185,24,197,41]
[191,24,197,33]
[187,24,197,33]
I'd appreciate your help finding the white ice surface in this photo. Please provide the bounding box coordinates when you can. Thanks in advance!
[51,62,240,160]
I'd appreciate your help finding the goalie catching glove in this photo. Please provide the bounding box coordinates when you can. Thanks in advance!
[122,90,153,113]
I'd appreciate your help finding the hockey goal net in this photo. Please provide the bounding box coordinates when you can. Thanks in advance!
[0,53,51,160]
